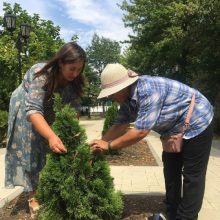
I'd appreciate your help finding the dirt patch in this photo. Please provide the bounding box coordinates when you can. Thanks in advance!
[0,193,30,220]
[122,194,165,219]
[106,139,158,166]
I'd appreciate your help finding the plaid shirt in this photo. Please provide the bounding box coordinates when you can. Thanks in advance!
[115,76,213,139]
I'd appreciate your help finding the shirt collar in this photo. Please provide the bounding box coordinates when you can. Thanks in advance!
[129,80,138,102]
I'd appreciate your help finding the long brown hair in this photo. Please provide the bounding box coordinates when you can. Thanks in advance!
[36,42,87,99]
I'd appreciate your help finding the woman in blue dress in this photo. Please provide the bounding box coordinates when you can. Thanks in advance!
[5,42,87,216]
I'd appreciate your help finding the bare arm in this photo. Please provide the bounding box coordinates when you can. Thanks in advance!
[110,128,149,149]
[29,113,67,154]
[91,128,149,152]
[102,123,129,141]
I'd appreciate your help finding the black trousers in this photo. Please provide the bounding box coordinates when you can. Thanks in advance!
[162,121,213,220]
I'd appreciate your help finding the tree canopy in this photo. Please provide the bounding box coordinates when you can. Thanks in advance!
[0,2,64,110]
[120,0,220,103]
[81,34,121,113]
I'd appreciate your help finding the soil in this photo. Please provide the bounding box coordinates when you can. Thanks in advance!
[0,141,165,220]
[105,139,158,166]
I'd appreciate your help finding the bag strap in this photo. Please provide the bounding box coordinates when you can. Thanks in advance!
[184,94,195,128]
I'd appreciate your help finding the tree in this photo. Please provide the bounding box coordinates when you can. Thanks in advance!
[81,64,100,118]
[86,34,121,114]
[0,2,64,111]
[36,94,123,220]
[87,33,121,74]
[120,0,220,103]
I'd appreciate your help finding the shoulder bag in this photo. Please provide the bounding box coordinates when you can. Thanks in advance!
[160,94,195,153]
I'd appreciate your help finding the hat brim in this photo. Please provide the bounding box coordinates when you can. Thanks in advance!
[97,76,138,99]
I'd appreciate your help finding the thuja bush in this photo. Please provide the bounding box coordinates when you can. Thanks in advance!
[36,95,123,220]
[102,103,120,155]
[102,103,118,136]
[0,110,8,148]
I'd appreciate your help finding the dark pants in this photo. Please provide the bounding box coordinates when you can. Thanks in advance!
[162,122,213,220]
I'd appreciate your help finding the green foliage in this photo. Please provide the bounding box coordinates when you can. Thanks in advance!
[0,110,8,148]
[84,34,122,110]
[0,2,64,111]
[36,94,123,220]
[81,64,100,112]
[214,109,220,136]
[86,34,121,74]
[120,0,220,103]
[102,103,120,155]
[102,103,118,136]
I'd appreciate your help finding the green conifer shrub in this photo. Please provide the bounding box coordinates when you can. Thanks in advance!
[102,103,121,155]
[102,103,118,136]
[36,95,123,220]
[0,110,8,148]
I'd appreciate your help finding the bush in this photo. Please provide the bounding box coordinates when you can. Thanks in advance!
[0,110,8,148]
[36,94,123,220]
[102,103,120,155]
[102,103,118,136]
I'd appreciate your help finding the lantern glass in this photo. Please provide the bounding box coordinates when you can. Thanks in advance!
[4,12,16,32]
[20,23,31,39]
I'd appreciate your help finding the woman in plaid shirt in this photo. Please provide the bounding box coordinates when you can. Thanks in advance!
[91,63,213,220]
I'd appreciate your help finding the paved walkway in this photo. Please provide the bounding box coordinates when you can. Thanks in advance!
[1,119,220,220]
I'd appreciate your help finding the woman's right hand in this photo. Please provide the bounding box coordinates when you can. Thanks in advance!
[29,113,67,154]
[48,135,67,154]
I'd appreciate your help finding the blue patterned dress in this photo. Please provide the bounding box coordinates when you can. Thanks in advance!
[5,63,81,192]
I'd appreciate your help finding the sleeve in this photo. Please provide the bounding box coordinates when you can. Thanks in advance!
[135,92,164,130]
[25,72,47,120]
[114,102,133,124]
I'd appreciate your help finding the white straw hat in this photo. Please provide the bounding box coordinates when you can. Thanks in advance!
[97,63,139,99]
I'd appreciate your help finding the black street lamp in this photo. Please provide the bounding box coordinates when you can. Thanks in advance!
[3,11,31,83]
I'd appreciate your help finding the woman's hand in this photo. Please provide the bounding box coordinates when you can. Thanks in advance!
[48,135,67,154]
[29,113,67,154]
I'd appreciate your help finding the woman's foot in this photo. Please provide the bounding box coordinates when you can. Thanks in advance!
[28,192,40,219]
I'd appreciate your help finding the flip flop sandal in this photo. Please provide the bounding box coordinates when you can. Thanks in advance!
[28,198,40,219]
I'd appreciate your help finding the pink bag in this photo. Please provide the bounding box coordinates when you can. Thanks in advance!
[160,133,184,153]
[160,94,195,153]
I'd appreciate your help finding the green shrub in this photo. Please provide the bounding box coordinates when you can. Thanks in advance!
[102,103,118,136]
[102,103,120,155]
[36,94,123,220]
[0,110,8,148]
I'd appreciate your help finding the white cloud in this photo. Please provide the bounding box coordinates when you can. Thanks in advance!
[1,0,132,49]
[60,27,94,49]
[57,0,131,45]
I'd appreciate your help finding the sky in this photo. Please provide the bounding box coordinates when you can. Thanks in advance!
[0,0,132,49]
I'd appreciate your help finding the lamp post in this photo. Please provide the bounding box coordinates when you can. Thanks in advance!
[3,11,31,83]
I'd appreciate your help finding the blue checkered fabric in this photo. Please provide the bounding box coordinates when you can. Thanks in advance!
[115,76,213,139]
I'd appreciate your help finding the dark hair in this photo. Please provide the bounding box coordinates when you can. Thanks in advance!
[36,42,87,99]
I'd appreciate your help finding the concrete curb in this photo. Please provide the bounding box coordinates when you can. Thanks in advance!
[0,187,24,208]
[145,137,163,167]
[0,152,24,208]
